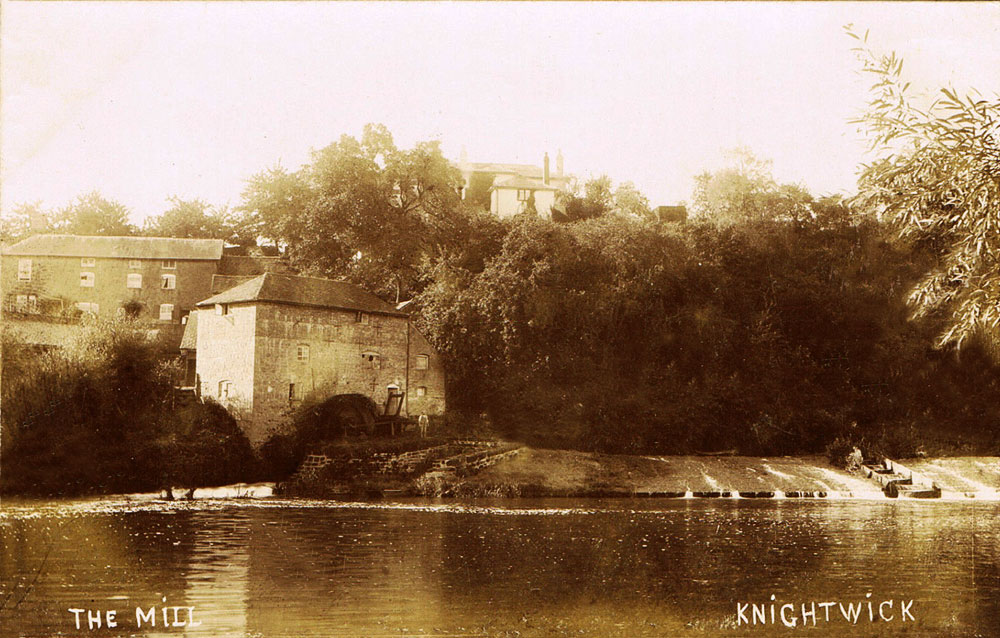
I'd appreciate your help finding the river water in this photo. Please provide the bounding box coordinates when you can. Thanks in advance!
[1,497,998,637]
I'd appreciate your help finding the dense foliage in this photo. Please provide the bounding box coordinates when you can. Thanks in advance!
[1,320,256,496]
[416,210,1000,456]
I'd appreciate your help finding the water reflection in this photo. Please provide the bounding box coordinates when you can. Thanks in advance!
[1,499,998,637]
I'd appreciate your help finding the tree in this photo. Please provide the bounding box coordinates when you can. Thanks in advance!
[240,124,464,302]
[612,181,652,219]
[464,171,497,211]
[53,191,137,236]
[692,148,813,224]
[848,26,1000,350]
[144,197,229,239]
[553,175,614,222]
[1,202,50,242]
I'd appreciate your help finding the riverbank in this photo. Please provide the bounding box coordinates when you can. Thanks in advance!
[416,448,1000,499]
[278,445,1000,500]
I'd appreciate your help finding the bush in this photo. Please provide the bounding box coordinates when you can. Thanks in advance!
[1,320,256,495]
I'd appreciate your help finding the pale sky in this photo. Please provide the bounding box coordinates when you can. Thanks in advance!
[2,2,999,224]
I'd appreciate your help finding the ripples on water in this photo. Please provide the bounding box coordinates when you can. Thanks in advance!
[1,498,998,637]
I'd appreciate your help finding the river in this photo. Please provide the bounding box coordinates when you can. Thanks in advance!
[1,497,998,637]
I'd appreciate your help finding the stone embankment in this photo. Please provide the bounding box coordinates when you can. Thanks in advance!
[285,440,523,496]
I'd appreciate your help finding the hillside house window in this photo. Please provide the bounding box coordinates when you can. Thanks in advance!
[161,274,176,289]
[415,354,429,370]
[80,272,95,287]
[159,303,174,321]
[296,345,310,362]
[81,257,96,267]
[126,273,142,289]
[129,259,142,269]
[17,259,31,281]
[355,311,369,324]
[162,260,176,269]
[76,302,99,315]
[416,386,427,397]
[517,189,532,201]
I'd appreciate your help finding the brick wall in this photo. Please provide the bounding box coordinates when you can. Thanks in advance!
[2,254,218,343]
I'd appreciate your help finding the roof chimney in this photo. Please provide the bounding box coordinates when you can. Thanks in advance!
[543,152,550,185]
[556,149,564,176]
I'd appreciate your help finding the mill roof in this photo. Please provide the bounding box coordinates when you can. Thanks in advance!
[196,273,406,316]
[2,234,224,260]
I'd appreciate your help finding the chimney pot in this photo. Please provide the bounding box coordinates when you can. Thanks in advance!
[543,152,550,185]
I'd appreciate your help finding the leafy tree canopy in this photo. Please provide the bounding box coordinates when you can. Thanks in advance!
[692,148,814,225]
[53,191,137,236]
[239,123,465,301]
[847,25,1000,351]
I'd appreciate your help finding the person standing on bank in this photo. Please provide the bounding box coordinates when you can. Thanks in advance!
[418,414,429,438]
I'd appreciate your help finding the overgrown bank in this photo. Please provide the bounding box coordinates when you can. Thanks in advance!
[1,320,258,496]
[417,214,1000,459]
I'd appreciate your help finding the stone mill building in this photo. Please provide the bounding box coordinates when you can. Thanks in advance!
[188,272,446,445]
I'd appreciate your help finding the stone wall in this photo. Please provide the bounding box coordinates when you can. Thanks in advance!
[251,303,413,438]
[195,304,258,437]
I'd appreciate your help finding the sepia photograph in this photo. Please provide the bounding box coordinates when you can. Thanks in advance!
[1,2,998,636]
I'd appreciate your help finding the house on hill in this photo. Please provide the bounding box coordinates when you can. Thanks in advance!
[456,150,571,218]
[188,272,445,445]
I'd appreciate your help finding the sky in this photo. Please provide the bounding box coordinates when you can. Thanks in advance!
[2,2,999,224]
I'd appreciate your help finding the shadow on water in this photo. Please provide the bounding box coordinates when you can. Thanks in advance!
[1,498,998,637]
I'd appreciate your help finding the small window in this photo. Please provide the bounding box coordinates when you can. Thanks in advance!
[17,259,31,281]
[27,295,38,314]
[81,257,96,267]
[76,302,99,315]
[15,295,27,312]
[288,383,297,401]
[355,311,369,324]
[360,351,381,369]
[162,260,176,269]
[161,274,176,290]
[296,345,310,362]
[416,386,427,397]
[219,380,232,399]
[215,303,229,316]
[128,259,142,269]
[126,273,142,289]
[517,189,532,202]
[159,303,174,321]
[415,354,429,370]
[80,272,95,287]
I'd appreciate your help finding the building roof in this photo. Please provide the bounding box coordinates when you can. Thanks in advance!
[460,162,545,178]
[179,311,199,350]
[2,234,225,260]
[196,273,407,316]
[211,274,257,295]
[491,175,561,192]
